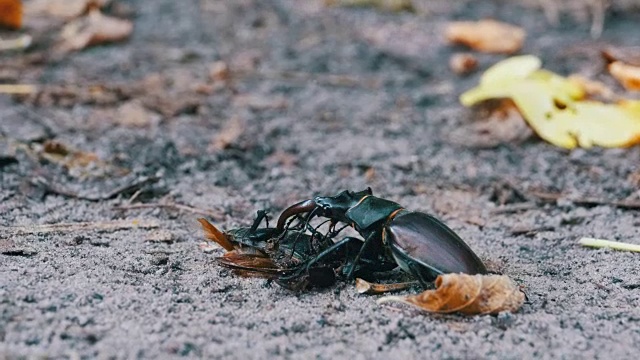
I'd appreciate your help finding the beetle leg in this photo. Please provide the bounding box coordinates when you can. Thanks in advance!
[286,206,320,260]
[404,260,435,288]
[304,236,358,271]
[250,210,269,233]
[279,237,359,281]
[345,231,379,280]
[308,219,331,253]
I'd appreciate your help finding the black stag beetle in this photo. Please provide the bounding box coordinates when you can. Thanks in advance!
[276,188,487,287]
[198,210,381,290]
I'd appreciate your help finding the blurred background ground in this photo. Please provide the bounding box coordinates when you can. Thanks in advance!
[1,0,640,358]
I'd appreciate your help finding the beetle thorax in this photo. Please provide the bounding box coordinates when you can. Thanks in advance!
[345,196,403,232]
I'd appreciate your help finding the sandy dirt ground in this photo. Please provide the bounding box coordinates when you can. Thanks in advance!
[1,0,640,358]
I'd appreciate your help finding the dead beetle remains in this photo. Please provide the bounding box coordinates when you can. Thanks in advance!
[276,188,487,286]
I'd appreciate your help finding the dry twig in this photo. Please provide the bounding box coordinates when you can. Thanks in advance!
[0,219,160,235]
[29,175,159,201]
[0,84,37,94]
[114,202,224,220]
[579,237,640,252]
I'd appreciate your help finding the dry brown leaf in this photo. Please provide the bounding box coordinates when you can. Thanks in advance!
[210,116,246,151]
[378,273,525,315]
[116,100,152,127]
[58,8,132,52]
[0,0,22,29]
[41,140,112,177]
[602,46,640,67]
[27,0,110,19]
[209,61,231,83]
[608,61,640,91]
[445,20,525,54]
[232,94,288,111]
[449,53,478,76]
[567,74,616,101]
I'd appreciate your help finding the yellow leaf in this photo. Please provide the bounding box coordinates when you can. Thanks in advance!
[460,55,640,149]
[480,55,540,85]
[460,55,543,106]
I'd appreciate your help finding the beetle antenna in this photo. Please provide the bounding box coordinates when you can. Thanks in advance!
[279,237,359,281]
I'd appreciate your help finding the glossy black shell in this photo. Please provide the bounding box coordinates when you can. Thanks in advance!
[385,211,487,282]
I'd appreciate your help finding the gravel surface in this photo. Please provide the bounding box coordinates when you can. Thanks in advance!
[1,1,640,358]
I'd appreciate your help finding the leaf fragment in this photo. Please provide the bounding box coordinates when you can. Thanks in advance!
[0,0,22,29]
[608,61,640,91]
[116,100,153,128]
[58,8,132,52]
[209,116,246,151]
[355,278,417,294]
[445,20,525,54]
[449,53,478,76]
[567,74,616,101]
[378,273,525,315]
[27,0,111,19]
[602,46,640,67]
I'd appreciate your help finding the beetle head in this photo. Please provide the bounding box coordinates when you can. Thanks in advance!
[314,188,373,223]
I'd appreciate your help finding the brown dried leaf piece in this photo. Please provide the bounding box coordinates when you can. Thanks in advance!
[210,116,246,151]
[378,274,525,315]
[449,53,478,76]
[41,140,117,178]
[355,278,416,294]
[58,8,132,52]
[602,46,640,67]
[608,61,640,91]
[445,20,525,54]
[0,0,22,29]
[27,0,110,19]
[116,100,152,127]
[567,74,616,101]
